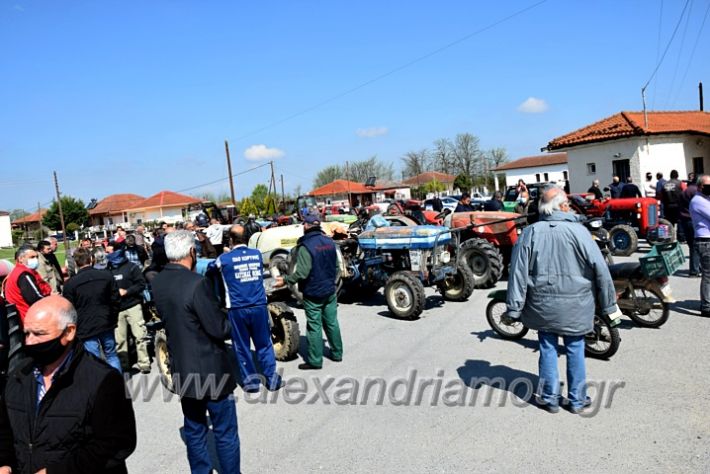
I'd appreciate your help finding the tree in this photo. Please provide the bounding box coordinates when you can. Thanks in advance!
[250,184,269,211]
[423,179,447,195]
[347,156,395,183]
[454,173,473,194]
[487,147,508,169]
[42,196,88,231]
[452,133,483,178]
[314,165,343,189]
[10,209,28,221]
[239,197,259,216]
[401,149,429,178]
[431,138,454,175]
[194,191,232,204]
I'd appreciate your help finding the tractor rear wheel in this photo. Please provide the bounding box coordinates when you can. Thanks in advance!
[269,302,300,361]
[384,272,426,319]
[610,224,638,256]
[459,238,504,289]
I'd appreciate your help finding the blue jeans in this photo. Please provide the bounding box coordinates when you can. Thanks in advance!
[181,395,240,474]
[228,306,280,390]
[83,330,122,373]
[537,332,587,409]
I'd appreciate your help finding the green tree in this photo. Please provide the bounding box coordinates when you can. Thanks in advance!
[239,197,259,216]
[250,184,269,211]
[423,178,446,195]
[42,196,88,231]
[263,196,278,215]
[314,165,344,189]
[454,173,473,194]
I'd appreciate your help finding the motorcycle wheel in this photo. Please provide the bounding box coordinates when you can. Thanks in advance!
[154,329,175,393]
[269,302,300,361]
[384,272,426,319]
[438,264,475,301]
[625,287,670,328]
[485,299,528,340]
[584,315,621,359]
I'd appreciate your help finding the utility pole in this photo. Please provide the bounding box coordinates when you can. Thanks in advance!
[53,171,69,254]
[280,174,285,210]
[37,202,43,240]
[641,87,649,128]
[225,140,236,206]
[345,160,351,207]
[269,161,276,200]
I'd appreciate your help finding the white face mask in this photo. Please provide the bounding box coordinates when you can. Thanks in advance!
[26,258,39,270]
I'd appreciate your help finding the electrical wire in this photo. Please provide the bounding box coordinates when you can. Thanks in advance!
[652,0,664,108]
[231,0,548,143]
[672,0,710,106]
[664,0,694,108]
[643,0,692,92]
[174,162,272,194]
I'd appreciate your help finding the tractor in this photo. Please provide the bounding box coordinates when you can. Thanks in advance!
[568,194,674,256]
[444,211,527,288]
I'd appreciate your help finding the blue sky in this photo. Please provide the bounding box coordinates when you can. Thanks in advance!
[1,0,708,211]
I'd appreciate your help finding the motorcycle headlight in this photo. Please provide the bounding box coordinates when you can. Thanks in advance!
[440,251,451,264]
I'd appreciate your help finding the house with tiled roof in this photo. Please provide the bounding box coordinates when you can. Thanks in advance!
[124,190,203,225]
[12,209,48,233]
[87,193,145,227]
[545,110,710,193]
[309,180,375,207]
[494,153,568,188]
[402,171,458,195]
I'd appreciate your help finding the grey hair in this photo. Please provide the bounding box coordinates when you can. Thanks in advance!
[57,302,78,329]
[697,174,709,186]
[539,187,568,216]
[165,230,195,261]
[15,245,35,261]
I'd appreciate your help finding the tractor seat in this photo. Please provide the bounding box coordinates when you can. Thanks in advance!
[608,262,643,280]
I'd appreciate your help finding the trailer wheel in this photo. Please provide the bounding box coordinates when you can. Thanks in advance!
[609,224,638,256]
[269,302,300,361]
[384,272,426,319]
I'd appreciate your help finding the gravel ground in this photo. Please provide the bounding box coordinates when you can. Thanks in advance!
[127,245,710,473]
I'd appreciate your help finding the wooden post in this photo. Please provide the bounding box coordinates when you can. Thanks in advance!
[53,171,69,254]
[225,140,236,206]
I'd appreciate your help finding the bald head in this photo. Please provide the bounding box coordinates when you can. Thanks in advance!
[229,224,247,246]
[24,295,77,346]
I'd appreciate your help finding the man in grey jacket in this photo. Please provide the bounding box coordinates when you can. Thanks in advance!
[506,186,618,414]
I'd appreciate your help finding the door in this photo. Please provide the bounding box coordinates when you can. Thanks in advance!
[693,157,704,175]
[612,159,630,181]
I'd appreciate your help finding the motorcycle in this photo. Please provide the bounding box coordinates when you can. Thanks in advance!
[485,289,622,359]
[586,217,674,328]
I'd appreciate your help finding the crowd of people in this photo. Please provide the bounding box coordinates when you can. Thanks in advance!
[0,211,343,473]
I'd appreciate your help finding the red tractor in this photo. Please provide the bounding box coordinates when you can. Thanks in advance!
[445,211,527,288]
[568,194,674,256]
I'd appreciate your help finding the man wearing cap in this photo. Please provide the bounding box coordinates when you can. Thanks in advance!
[274,214,342,370]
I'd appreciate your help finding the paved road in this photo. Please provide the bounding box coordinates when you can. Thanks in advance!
[127,245,710,473]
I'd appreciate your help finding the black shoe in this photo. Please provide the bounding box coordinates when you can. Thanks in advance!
[298,363,322,370]
[329,355,342,362]
[701,311,710,318]
[533,397,560,414]
[567,397,593,415]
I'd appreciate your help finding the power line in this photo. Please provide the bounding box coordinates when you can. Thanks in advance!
[175,162,272,194]
[231,0,548,142]
[643,0,691,93]
[652,0,664,108]
[664,0,694,107]
[672,0,710,106]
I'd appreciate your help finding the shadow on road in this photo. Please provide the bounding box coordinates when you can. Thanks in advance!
[470,329,539,352]
[671,299,702,317]
[456,359,537,404]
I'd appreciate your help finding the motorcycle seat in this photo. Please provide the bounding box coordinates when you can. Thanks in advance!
[608,262,643,280]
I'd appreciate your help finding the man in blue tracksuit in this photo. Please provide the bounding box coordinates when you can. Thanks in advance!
[214,225,281,392]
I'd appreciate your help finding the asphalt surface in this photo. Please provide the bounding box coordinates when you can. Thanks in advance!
[127,243,710,473]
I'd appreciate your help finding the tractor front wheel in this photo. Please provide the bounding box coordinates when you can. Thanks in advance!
[610,224,638,256]
[384,272,426,319]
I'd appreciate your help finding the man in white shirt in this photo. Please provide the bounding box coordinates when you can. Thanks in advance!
[205,218,229,255]
[643,172,657,198]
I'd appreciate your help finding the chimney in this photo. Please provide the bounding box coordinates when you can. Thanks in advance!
[700,82,704,111]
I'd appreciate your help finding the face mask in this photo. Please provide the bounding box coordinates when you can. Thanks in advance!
[26,258,39,270]
[24,333,68,367]
[702,184,710,196]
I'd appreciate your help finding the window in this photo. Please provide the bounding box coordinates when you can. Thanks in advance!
[535,174,541,183]
[693,157,704,175]
[587,163,596,175]
[543,172,549,181]
[563,171,569,180]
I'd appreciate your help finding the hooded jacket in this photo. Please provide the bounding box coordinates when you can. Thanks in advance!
[506,211,617,336]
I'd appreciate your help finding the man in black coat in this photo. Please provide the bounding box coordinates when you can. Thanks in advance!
[62,247,122,373]
[455,193,476,212]
[151,230,239,474]
[619,176,642,198]
[0,295,136,474]
[106,246,149,373]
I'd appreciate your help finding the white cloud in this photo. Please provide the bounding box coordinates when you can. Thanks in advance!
[244,144,285,161]
[356,126,389,138]
[517,97,549,114]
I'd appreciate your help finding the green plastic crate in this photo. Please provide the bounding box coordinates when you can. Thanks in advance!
[639,242,684,278]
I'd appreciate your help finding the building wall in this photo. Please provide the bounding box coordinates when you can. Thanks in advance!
[503,163,569,187]
[0,215,12,247]
[566,134,710,193]
[375,187,411,201]
[128,206,189,225]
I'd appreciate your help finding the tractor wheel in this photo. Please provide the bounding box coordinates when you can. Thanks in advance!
[609,224,638,256]
[459,238,504,289]
[154,329,175,393]
[384,272,426,319]
[268,252,290,278]
[439,263,475,301]
[269,302,300,361]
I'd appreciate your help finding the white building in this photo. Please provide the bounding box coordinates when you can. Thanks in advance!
[546,111,710,193]
[493,153,568,188]
[0,212,12,247]
[124,190,203,225]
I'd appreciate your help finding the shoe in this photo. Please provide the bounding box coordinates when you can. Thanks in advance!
[701,311,710,318]
[689,273,701,278]
[568,397,593,414]
[534,397,559,414]
[329,355,342,362]
[298,363,322,370]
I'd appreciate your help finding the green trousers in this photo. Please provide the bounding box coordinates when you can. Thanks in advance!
[302,293,343,367]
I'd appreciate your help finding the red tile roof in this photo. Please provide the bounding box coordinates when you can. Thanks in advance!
[126,191,202,210]
[494,153,567,171]
[12,209,47,224]
[402,171,456,185]
[89,193,145,216]
[547,111,710,150]
[309,180,372,196]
